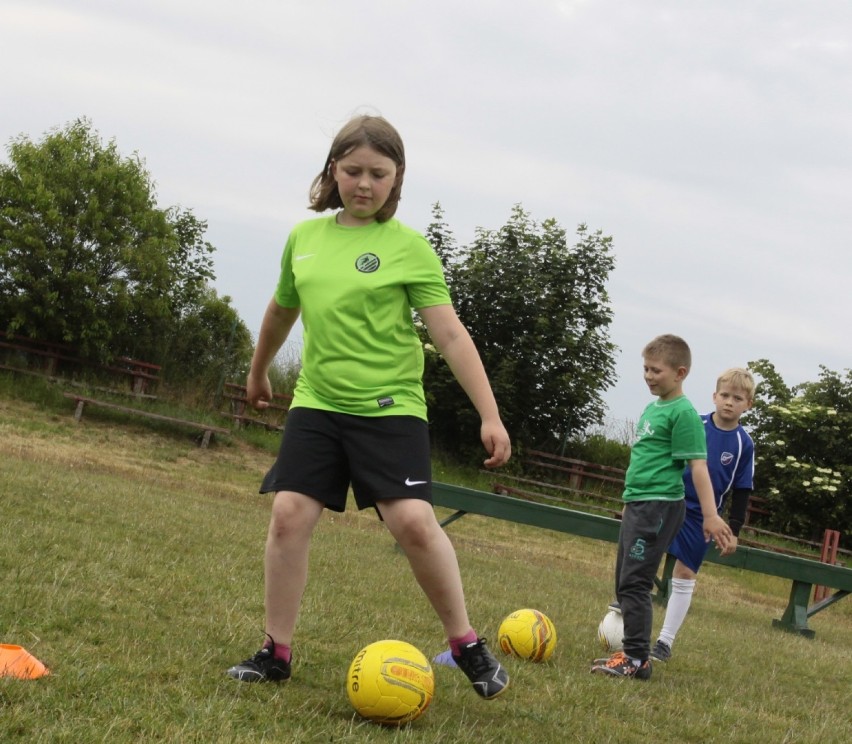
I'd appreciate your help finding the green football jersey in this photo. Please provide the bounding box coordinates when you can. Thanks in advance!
[273,216,451,419]
[623,395,707,502]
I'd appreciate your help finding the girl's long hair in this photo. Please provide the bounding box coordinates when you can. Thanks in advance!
[308,115,405,223]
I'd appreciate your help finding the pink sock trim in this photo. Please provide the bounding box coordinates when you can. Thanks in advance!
[273,643,291,663]
[449,629,478,656]
[263,637,291,663]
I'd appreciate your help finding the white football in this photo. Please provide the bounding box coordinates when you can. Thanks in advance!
[597,609,624,652]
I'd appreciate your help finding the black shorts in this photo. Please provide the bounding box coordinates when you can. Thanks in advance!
[260,407,432,512]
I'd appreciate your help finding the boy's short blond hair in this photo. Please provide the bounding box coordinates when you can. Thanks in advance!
[716,367,755,402]
[642,334,692,371]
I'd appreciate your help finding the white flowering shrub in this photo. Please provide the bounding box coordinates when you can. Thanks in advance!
[745,360,850,547]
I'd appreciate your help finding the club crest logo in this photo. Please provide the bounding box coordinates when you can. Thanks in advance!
[721,452,734,466]
[629,538,647,561]
[355,253,380,273]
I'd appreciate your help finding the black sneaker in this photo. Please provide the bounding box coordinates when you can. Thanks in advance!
[590,651,651,680]
[226,640,291,683]
[452,638,509,699]
[650,640,672,662]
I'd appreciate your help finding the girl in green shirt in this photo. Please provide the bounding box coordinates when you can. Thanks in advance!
[226,115,512,701]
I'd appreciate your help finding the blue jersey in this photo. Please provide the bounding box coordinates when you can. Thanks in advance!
[670,413,755,573]
[683,413,754,517]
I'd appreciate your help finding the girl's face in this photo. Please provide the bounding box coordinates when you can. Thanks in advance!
[331,145,398,226]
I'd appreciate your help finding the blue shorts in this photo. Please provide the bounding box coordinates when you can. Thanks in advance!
[260,407,432,512]
[667,508,712,573]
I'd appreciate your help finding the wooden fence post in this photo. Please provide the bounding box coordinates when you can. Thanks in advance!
[814,529,841,602]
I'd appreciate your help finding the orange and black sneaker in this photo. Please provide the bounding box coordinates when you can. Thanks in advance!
[591,649,626,667]
[590,651,652,680]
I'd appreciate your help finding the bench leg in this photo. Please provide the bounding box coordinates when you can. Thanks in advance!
[772,580,816,638]
[807,589,850,617]
[201,430,212,448]
[73,400,85,422]
[652,552,677,607]
[438,510,469,529]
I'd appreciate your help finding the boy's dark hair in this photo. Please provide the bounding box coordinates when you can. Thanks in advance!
[642,334,692,371]
[308,115,405,223]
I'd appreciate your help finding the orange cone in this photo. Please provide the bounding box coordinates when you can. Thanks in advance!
[0,644,50,679]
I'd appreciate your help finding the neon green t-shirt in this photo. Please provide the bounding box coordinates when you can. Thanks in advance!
[623,395,707,502]
[273,215,451,419]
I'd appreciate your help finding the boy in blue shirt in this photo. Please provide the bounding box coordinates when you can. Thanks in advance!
[592,335,733,679]
[650,368,755,662]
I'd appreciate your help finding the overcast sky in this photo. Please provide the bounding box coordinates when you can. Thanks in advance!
[3,0,850,427]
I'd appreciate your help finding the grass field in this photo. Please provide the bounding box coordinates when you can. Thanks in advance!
[1,391,850,743]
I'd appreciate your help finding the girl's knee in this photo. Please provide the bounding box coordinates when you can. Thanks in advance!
[268,492,319,540]
[390,510,439,551]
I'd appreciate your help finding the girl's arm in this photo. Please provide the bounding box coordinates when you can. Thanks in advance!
[418,304,511,468]
[247,299,301,409]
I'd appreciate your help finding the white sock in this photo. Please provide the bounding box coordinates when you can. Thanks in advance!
[658,578,696,647]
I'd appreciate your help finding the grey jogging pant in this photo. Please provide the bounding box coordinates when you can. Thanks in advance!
[615,499,686,661]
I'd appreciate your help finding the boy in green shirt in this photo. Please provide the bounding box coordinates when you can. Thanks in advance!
[591,334,733,679]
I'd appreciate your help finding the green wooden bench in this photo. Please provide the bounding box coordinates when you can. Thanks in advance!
[432,481,852,638]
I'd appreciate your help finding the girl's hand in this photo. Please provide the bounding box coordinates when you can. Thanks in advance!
[247,372,273,410]
[481,420,511,468]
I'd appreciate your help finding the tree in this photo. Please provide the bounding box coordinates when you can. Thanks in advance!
[163,286,254,397]
[422,204,617,457]
[424,201,459,270]
[1,119,163,358]
[745,360,851,547]
[121,207,219,365]
[0,118,228,372]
